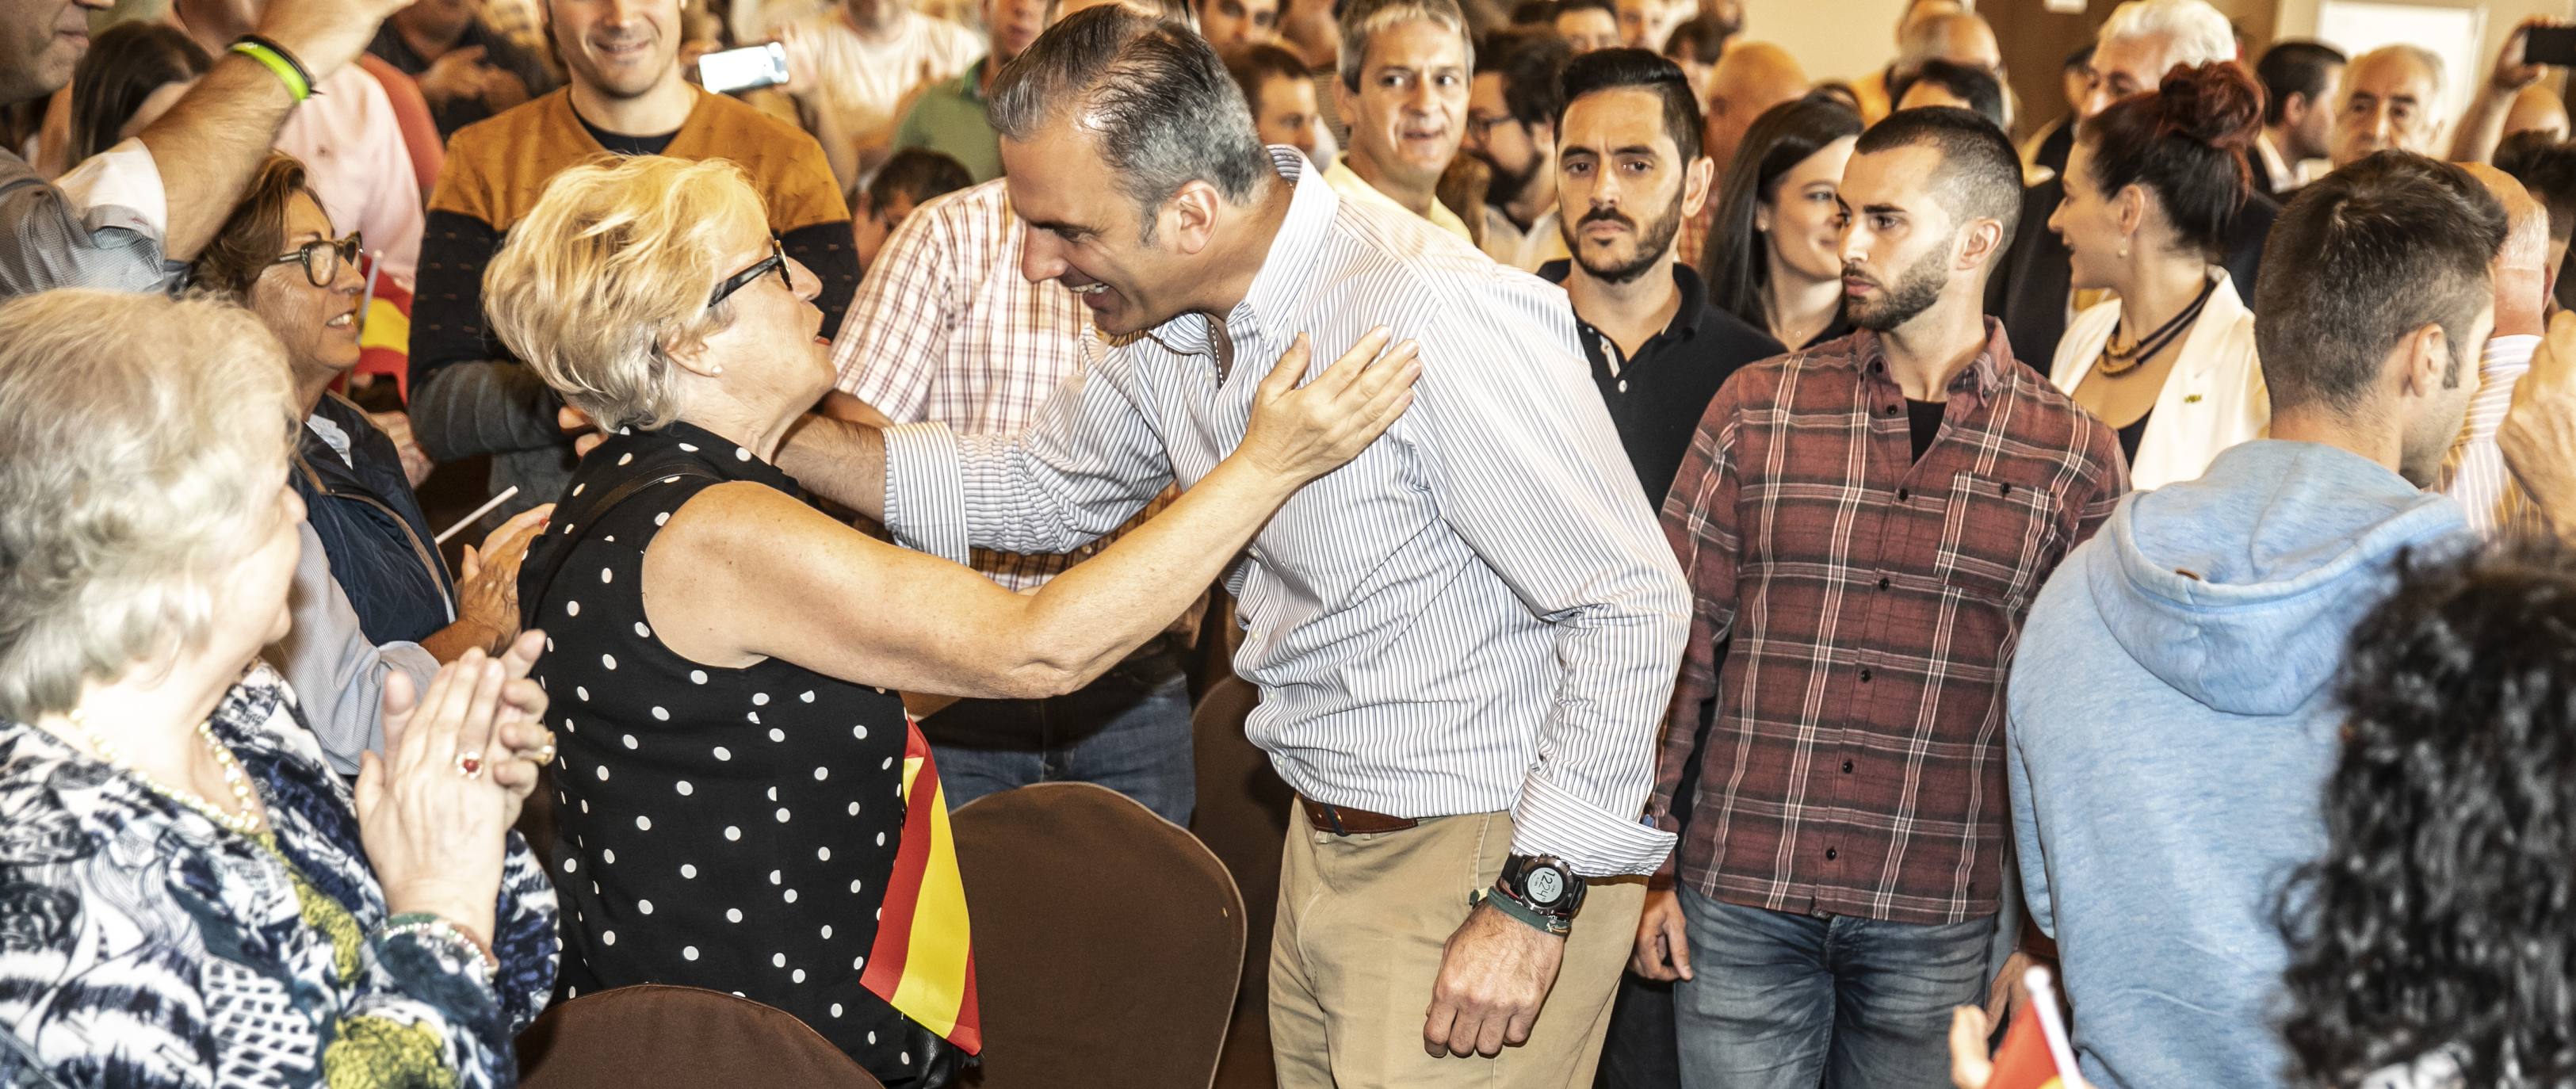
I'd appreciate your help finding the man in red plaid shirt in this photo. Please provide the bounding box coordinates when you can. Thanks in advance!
[1630,107,2129,1087]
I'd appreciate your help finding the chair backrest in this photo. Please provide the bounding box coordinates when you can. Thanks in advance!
[1184,676,1288,1088]
[516,984,885,1089]
[952,781,1248,1089]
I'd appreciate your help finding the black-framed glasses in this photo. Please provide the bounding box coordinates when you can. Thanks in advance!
[709,235,789,308]
[271,231,363,288]
[1464,113,1519,143]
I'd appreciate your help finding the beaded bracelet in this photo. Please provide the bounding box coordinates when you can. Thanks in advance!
[228,37,313,102]
[380,912,499,983]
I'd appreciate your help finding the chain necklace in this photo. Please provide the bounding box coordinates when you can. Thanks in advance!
[2095,276,2218,378]
[66,708,266,836]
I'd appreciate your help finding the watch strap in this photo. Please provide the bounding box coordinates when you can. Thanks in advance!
[1476,887,1569,936]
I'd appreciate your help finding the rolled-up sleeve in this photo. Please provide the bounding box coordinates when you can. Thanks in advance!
[1411,304,1689,877]
[0,141,178,299]
[881,353,1173,562]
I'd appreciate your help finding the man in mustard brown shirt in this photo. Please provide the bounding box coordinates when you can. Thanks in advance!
[407,0,858,525]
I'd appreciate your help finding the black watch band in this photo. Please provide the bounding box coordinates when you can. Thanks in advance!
[1492,854,1585,934]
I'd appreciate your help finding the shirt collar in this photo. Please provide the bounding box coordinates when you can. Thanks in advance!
[1849,315,2015,399]
[2485,333,2541,377]
[1536,258,1713,344]
[952,57,989,100]
[1149,147,1335,358]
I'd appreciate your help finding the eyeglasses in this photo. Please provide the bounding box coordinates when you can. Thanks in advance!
[1464,113,1518,142]
[709,235,790,308]
[270,231,363,288]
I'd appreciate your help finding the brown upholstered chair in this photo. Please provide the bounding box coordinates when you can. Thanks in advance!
[952,781,1247,1089]
[516,984,885,1089]
[1184,676,1290,1089]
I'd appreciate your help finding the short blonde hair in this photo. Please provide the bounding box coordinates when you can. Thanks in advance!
[0,291,297,721]
[483,155,771,433]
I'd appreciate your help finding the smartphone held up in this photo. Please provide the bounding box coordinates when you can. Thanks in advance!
[699,42,790,94]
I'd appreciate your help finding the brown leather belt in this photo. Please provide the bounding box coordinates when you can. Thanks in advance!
[1298,795,1420,835]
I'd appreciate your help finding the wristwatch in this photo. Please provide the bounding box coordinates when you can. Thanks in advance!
[1490,854,1586,936]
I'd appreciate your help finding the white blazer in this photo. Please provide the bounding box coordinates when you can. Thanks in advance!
[2050,272,2270,490]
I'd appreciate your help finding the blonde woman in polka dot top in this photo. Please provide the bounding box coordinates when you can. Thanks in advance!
[479,157,1419,1087]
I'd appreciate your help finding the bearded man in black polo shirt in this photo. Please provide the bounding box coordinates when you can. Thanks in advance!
[1539,48,1775,506]
[1538,48,1775,1089]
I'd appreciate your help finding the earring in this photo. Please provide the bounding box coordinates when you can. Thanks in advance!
[709,365,724,375]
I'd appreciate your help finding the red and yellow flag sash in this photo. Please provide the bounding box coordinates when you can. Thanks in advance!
[859,718,981,1053]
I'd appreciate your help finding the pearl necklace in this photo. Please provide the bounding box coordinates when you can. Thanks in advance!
[67,709,266,836]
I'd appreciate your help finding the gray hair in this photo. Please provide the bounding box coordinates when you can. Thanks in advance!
[990,6,1271,239]
[0,290,298,722]
[2096,0,2235,70]
[1338,0,1474,92]
[2352,43,2447,102]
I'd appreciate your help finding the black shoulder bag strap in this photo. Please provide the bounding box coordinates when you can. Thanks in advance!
[520,464,720,633]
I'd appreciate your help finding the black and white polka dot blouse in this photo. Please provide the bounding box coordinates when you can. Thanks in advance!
[522,420,930,1083]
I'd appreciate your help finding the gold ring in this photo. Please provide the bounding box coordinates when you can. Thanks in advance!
[531,742,558,765]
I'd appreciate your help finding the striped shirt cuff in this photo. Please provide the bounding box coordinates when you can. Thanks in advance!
[881,422,970,564]
[1509,772,1679,878]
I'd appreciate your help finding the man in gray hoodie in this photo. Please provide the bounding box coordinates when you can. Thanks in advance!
[2003,151,2506,1089]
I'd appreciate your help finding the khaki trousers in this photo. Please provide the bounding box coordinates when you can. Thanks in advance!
[1268,810,1647,1088]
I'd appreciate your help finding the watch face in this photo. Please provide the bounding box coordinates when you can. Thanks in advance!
[1526,865,1566,907]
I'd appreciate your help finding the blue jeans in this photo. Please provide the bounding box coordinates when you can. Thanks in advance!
[921,644,1195,825]
[1674,888,1994,1089]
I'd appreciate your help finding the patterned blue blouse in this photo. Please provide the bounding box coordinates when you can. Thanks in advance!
[0,664,559,1087]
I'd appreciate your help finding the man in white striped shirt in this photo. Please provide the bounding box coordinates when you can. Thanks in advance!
[832,176,1201,826]
[2441,164,2554,539]
[783,8,1687,1084]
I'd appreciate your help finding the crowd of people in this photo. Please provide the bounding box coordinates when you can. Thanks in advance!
[7,0,2576,1086]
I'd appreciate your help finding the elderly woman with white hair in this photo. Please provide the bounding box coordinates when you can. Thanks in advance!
[0,290,562,1088]
[483,154,1415,1087]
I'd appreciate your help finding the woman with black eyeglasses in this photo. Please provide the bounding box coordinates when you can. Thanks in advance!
[480,157,1416,1087]
[189,153,556,770]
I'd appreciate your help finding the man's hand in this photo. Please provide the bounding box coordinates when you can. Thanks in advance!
[416,46,493,108]
[1423,900,1565,1058]
[558,405,605,457]
[479,66,532,112]
[1628,887,1693,981]
[1947,1005,2092,1089]
[2492,19,2559,94]
[2504,311,2576,541]
[775,23,821,92]
[254,0,418,83]
[369,410,436,488]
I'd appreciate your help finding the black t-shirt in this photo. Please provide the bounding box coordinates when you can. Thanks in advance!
[1905,398,1945,462]
[1538,259,1782,506]
[575,112,679,157]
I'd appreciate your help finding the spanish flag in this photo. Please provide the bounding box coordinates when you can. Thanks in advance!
[1987,965,2080,1089]
[859,719,981,1053]
[354,256,414,400]
[1986,999,2064,1089]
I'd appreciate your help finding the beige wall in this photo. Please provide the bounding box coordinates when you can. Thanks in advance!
[1745,0,1912,84]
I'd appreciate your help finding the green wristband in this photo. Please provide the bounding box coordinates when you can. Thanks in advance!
[1474,887,1569,936]
[229,40,311,101]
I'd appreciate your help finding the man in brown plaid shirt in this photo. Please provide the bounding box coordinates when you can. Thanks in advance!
[1630,108,2128,1087]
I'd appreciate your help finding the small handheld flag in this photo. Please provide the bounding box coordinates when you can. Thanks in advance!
[1985,965,2081,1089]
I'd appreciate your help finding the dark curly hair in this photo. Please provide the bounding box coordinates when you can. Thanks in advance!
[2278,539,2576,1087]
